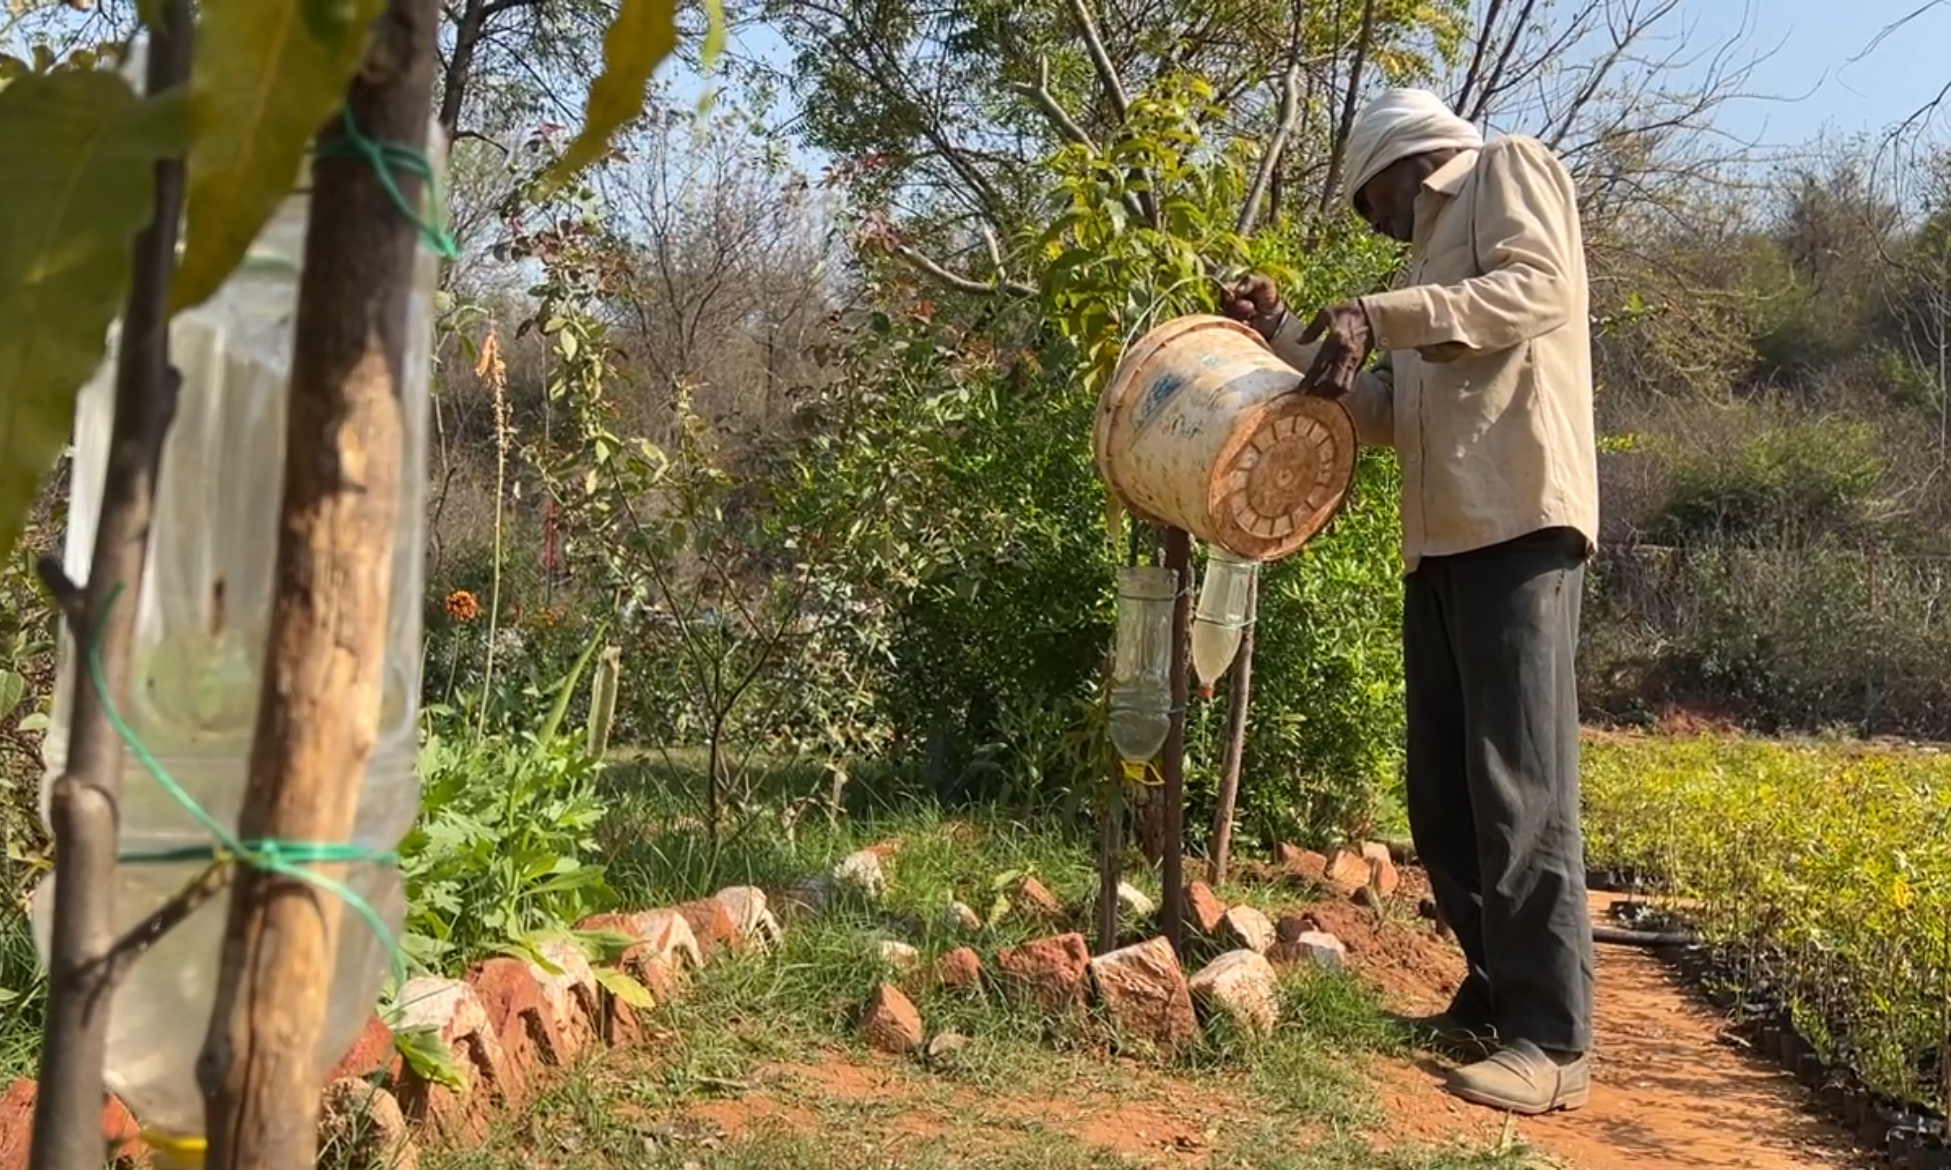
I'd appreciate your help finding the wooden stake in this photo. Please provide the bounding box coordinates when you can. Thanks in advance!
[29,7,191,1168]
[1159,528,1193,956]
[1207,574,1257,887]
[198,2,438,1165]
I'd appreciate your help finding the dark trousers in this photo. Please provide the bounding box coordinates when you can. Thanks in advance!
[1403,526,1594,1054]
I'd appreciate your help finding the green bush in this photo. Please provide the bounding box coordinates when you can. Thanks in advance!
[1583,733,1951,1110]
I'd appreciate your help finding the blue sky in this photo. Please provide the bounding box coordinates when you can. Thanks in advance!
[1684,0,1951,146]
[676,3,1951,175]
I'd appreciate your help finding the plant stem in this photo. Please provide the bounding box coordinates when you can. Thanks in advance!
[28,6,191,1168]
[197,1,439,1164]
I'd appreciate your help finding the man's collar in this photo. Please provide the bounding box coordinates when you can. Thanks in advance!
[1422,148,1480,197]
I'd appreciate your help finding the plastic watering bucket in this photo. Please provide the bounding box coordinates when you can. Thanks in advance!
[1093,314,1358,561]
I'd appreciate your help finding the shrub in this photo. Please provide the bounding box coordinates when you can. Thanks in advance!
[1582,733,1951,1109]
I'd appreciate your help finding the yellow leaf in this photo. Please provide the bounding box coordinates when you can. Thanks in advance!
[0,69,184,559]
[168,0,387,313]
[541,0,681,190]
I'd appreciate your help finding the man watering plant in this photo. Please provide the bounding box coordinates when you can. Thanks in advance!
[1223,87,1599,1116]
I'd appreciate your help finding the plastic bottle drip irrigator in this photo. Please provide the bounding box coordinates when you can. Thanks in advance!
[1191,547,1259,698]
[30,49,445,1148]
[1108,566,1176,769]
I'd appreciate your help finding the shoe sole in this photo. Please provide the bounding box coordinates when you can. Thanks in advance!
[1446,1081,1591,1116]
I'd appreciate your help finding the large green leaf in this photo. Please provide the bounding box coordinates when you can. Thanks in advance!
[0,69,184,561]
[540,0,684,190]
[169,0,387,313]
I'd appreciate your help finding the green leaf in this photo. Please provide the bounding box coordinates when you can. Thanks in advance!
[393,1026,469,1092]
[169,0,388,313]
[0,671,22,721]
[592,965,655,1010]
[541,0,680,190]
[0,69,184,561]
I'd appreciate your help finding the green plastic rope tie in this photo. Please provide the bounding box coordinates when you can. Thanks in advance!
[88,585,406,985]
[314,107,460,262]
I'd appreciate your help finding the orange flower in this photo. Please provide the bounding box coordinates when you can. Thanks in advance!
[444,590,480,622]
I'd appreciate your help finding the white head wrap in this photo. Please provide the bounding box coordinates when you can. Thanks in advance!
[1341,88,1484,208]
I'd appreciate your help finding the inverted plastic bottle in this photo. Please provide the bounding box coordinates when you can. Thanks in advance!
[31,60,443,1147]
[1108,566,1176,767]
[1191,547,1258,699]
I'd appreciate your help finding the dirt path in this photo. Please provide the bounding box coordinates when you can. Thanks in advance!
[1353,890,1865,1169]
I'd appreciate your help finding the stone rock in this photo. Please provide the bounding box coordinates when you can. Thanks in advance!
[943,900,983,932]
[1360,843,1401,897]
[995,932,1091,1010]
[325,1012,403,1084]
[934,946,984,992]
[1184,881,1228,936]
[1273,842,1311,869]
[1277,930,1348,973]
[714,886,785,948]
[391,976,508,1144]
[860,982,924,1054]
[771,876,833,919]
[1013,875,1066,923]
[1087,936,1199,1057]
[320,1077,418,1170]
[1189,949,1282,1036]
[924,1030,971,1065]
[1218,905,1276,955]
[1115,881,1156,919]
[878,939,921,971]
[833,849,888,899]
[1275,911,1320,945]
[1323,847,1372,891]
[673,897,741,959]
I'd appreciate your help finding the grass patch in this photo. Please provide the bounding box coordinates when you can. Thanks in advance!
[0,906,43,1082]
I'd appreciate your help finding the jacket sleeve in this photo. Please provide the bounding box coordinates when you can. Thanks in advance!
[1358,136,1579,355]
[1266,312,1395,447]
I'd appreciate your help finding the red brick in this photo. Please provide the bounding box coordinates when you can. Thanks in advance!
[995,932,1091,1011]
[1013,876,1066,922]
[390,976,508,1147]
[859,983,924,1055]
[462,958,550,1107]
[673,897,740,959]
[0,1081,148,1170]
[934,946,983,993]
[1184,881,1228,936]
[325,1013,403,1085]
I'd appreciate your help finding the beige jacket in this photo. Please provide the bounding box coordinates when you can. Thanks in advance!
[1268,135,1598,575]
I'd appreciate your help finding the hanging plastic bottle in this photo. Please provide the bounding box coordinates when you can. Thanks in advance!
[1191,547,1258,699]
[31,44,444,1154]
[1108,565,1175,772]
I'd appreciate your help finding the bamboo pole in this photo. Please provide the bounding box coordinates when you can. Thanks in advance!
[1207,574,1257,886]
[1159,528,1193,955]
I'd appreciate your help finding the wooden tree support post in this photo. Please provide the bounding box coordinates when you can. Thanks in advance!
[197,1,439,1165]
[1159,527,1193,956]
[29,7,192,1170]
[1207,573,1256,887]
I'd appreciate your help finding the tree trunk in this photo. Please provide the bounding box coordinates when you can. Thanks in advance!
[198,1,440,1165]
[1158,528,1192,956]
[29,6,192,1168]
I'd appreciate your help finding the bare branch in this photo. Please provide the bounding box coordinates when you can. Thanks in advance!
[1010,57,1098,152]
[1239,64,1301,236]
[1320,0,1380,213]
[891,242,1035,297]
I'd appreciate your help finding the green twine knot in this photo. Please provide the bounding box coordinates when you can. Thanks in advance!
[87,585,406,986]
[313,106,460,262]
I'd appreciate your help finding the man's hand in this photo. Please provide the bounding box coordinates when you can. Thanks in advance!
[1220,273,1287,341]
[1296,301,1374,397]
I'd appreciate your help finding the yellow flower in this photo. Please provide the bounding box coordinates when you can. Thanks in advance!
[444,590,480,622]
